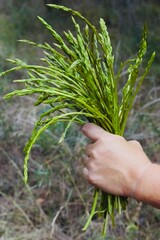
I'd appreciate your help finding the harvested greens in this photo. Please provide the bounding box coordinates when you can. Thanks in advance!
[1,4,155,236]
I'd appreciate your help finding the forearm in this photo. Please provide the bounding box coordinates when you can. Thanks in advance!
[134,163,160,208]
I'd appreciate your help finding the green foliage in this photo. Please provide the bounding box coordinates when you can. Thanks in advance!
[1,4,155,237]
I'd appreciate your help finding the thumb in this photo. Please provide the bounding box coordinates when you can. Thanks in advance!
[82,123,109,141]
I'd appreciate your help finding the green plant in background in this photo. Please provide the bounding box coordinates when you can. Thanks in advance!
[0,4,155,236]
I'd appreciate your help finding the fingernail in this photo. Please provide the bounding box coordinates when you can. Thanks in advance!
[82,123,91,131]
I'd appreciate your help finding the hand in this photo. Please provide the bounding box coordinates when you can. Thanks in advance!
[82,123,151,198]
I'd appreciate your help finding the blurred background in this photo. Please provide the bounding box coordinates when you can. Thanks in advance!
[0,0,160,239]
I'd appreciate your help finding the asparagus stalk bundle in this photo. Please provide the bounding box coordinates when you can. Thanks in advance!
[1,5,155,236]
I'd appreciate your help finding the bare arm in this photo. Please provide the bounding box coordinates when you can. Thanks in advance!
[135,163,160,208]
[82,123,160,209]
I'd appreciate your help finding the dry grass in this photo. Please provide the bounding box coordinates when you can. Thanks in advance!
[0,96,88,239]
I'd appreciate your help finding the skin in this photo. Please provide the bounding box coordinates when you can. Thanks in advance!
[82,123,160,209]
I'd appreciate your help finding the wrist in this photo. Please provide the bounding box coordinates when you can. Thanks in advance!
[131,162,160,208]
[130,162,153,201]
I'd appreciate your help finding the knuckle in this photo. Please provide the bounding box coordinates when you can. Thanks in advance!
[130,140,142,148]
[85,143,93,155]
[116,135,125,141]
[90,148,98,159]
[89,160,96,170]
[87,172,96,185]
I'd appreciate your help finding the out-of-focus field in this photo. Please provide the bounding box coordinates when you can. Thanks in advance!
[0,1,160,239]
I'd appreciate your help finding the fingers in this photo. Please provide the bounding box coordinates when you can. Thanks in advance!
[82,156,90,181]
[82,154,94,182]
[85,143,94,157]
[82,155,91,169]
[83,167,89,178]
[82,123,111,142]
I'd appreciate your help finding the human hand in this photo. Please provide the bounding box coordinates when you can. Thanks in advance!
[82,123,151,199]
